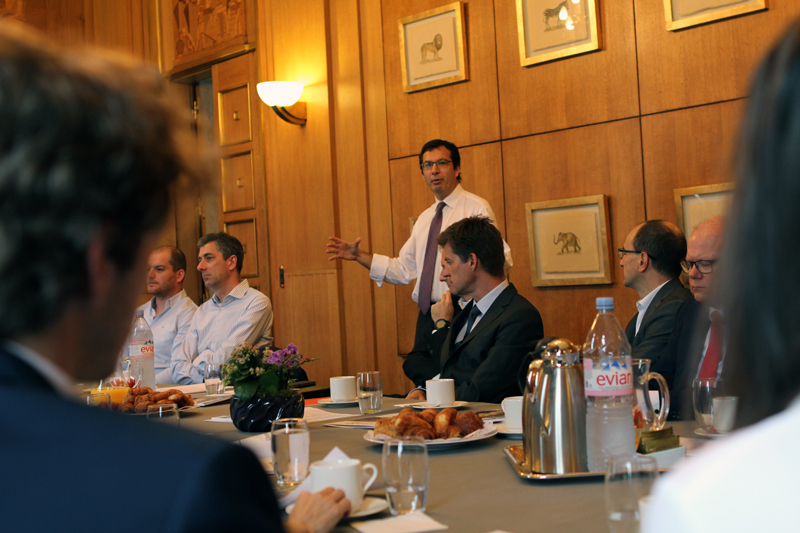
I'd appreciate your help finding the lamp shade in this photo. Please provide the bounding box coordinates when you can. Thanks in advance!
[257,81,304,107]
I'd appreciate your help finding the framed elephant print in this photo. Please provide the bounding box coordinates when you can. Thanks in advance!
[398,2,469,93]
[515,0,601,67]
[664,0,767,31]
[525,195,613,287]
[674,183,734,235]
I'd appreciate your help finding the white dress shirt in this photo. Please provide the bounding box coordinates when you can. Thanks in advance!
[169,280,273,384]
[136,289,197,384]
[634,280,670,335]
[369,184,513,305]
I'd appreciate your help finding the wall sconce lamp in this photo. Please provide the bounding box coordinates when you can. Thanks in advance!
[257,81,306,126]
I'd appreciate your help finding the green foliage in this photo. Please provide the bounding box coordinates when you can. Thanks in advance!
[221,343,316,400]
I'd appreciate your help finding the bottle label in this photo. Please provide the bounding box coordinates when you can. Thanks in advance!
[584,356,633,396]
[129,340,154,359]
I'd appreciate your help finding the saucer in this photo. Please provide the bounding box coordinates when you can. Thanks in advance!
[286,496,388,519]
[495,423,523,439]
[694,427,726,439]
[317,398,359,407]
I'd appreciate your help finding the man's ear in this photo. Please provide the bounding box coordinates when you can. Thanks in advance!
[639,253,649,273]
[175,269,186,284]
[228,254,238,272]
[468,252,479,272]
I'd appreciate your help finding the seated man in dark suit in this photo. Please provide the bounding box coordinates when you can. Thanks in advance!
[0,22,348,532]
[406,216,544,403]
[620,220,692,366]
[652,217,725,420]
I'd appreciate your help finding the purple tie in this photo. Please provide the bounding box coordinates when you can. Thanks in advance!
[418,202,446,314]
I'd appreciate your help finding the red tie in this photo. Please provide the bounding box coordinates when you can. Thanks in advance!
[418,202,445,315]
[698,311,723,379]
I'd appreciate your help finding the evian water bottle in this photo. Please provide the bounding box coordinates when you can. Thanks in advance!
[129,309,155,389]
[583,297,635,471]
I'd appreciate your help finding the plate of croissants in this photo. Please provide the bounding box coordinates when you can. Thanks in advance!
[116,387,196,413]
[365,407,497,448]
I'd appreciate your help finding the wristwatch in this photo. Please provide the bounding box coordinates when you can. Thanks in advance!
[434,319,450,330]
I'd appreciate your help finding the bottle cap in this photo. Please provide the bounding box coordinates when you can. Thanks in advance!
[595,297,614,310]
[135,309,144,317]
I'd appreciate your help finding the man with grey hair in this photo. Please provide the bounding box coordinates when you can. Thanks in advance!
[167,232,273,384]
[0,22,347,531]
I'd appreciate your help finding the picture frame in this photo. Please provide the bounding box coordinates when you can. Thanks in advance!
[515,0,601,67]
[398,2,469,93]
[525,195,613,287]
[663,0,767,32]
[674,183,734,235]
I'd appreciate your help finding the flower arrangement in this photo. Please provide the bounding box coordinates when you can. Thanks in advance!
[221,343,315,402]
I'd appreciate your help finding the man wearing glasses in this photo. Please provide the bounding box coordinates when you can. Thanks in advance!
[619,220,692,367]
[652,216,724,419]
[327,139,511,387]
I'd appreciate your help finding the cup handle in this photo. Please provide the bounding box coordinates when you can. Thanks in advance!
[646,371,671,431]
[361,463,378,494]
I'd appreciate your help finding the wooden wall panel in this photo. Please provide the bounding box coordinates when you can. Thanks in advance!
[85,0,147,59]
[642,99,745,223]
[382,0,501,159]
[503,119,645,341]
[635,0,800,115]
[494,0,639,139]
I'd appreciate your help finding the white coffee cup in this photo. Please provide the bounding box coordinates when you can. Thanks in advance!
[330,376,357,402]
[712,396,738,433]
[310,458,378,510]
[501,396,524,431]
[426,379,455,407]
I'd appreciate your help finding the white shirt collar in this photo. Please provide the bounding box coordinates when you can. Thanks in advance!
[3,340,79,398]
[437,183,465,210]
[635,279,671,335]
[147,289,187,316]
[474,279,509,316]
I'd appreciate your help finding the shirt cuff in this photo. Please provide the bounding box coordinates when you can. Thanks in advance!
[369,254,390,287]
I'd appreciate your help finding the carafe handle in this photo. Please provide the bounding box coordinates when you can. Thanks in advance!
[645,371,670,431]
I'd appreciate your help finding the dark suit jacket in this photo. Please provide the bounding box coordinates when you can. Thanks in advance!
[0,346,285,532]
[403,300,462,388]
[418,283,544,403]
[625,278,692,367]
[651,298,712,421]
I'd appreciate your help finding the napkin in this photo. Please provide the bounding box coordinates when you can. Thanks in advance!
[205,416,233,423]
[350,512,448,533]
[279,446,384,508]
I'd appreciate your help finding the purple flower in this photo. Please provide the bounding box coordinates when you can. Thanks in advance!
[266,349,286,365]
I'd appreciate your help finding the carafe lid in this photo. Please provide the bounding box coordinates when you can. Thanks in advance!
[542,338,581,366]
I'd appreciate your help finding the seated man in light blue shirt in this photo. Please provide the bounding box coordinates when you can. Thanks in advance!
[169,233,273,384]
[135,246,198,384]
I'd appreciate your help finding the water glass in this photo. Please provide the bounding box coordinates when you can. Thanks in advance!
[204,363,225,395]
[271,418,310,487]
[693,378,724,433]
[86,393,111,409]
[604,455,658,533]
[382,437,429,515]
[146,403,180,427]
[357,371,382,414]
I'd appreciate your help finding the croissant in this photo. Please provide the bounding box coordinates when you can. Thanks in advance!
[395,412,434,435]
[134,393,155,405]
[433,408,459,438]
[374,419,401,439]
[439,425,463,439]
[418,409,438,425]
[455,411,483,436]
[404,424,435,440]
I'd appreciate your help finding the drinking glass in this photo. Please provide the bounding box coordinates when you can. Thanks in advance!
[604,455,658,533]
[383,437,429,515]
[86,393,111,409]
[271,418,310,487]
[693,378,724,434]
[357,371,382,414]
[147,403,180,427]
[204,363,225,395]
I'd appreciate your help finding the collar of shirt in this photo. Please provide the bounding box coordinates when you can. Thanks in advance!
[3,340,78,398]
[434,183,464,212]
[634,279,671,335]
[212,279,250,306]
[147,289,188,318]
[708,306,722,320]
[474,279,509,316]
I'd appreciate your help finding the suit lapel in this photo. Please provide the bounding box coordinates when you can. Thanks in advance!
[635,278,681,342]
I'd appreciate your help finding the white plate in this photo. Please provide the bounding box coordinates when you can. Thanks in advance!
[495,423,523,439]
[694,427,727,439]
[286,496,389,519]
[396,401,470,410]
[364,422,497,449]
[317,398,359,407]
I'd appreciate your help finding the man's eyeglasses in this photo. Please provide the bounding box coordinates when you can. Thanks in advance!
[420,159,453,171]
[617,248,657,261]
[680,259,716,274]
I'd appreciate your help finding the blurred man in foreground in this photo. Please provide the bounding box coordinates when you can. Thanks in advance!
[0,22,347,532]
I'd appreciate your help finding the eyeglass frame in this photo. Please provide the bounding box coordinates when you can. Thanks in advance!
[680,259,716,274]
[420,159,453,171]
[617,248,658,261]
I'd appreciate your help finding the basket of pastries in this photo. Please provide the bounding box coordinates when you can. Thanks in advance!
[368,408,496,445]
[115,387,196,413]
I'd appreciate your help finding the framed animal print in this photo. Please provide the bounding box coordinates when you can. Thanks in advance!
[674,183,734,235]
[664,0,767,32]
[515,0,601,67]
[398,2,469,93]
[525,195,613,287]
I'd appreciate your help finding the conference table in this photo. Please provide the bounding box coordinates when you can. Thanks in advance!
[178,397,707,533]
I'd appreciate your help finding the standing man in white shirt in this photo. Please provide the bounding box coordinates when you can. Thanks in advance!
[326,139,512,385]
[619,220,692,366]
[136,246,198,384]
[169,232,273,384]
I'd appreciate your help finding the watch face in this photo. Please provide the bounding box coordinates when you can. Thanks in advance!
[435,319,448,329]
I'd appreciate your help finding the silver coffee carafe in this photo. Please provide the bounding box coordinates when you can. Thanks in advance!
[523,338,588,474]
